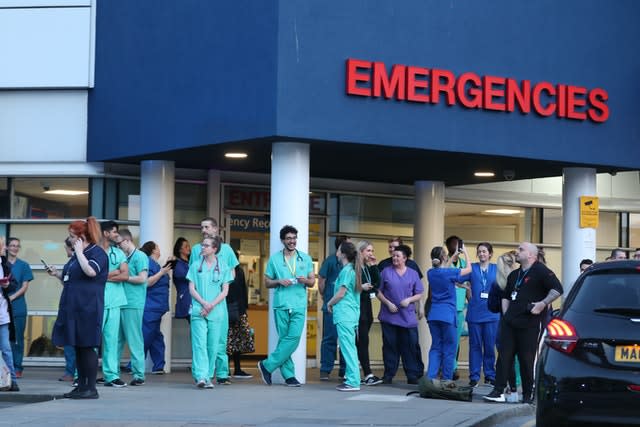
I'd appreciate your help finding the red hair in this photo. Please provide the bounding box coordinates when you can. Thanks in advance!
[68,216,101,244]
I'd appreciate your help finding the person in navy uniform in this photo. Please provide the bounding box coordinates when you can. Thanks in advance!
[50,217,108,399]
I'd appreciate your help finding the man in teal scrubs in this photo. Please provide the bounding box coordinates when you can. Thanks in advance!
[258,225,315,387]
[5,237,33,378]
[189,217,238,385]
[117,229,148,386]
[100,221,129,388]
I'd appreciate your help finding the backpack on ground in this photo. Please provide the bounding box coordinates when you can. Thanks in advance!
[407,377,473,402]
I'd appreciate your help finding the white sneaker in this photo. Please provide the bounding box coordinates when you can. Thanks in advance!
[506,392,520,403]
[483,389,506,403]
[196,379,206,388]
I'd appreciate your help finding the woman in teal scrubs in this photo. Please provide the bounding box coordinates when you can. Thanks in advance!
[187,236,233,389]
[327,241,362,392]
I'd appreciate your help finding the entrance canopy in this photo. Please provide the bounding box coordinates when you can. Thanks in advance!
[88,0,640,185]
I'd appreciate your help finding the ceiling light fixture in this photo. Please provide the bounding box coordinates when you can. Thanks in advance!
[484,209,521,215]
[474,171,495,177]
[225,152,248,159]
[43,190,89,196]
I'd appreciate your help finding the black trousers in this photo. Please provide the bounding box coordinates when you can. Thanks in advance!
[494,320,540,398]
[356,301,373,377]
[75,346,98,392]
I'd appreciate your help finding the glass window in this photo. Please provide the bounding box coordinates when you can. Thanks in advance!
[630,213,640,250]
[338,195,414,236]
[12,177,88,219]
[543,209,619,247]
[117,179,140,220]
[446,203,528,244]
[175,182,206,224]
[0,178,8,218]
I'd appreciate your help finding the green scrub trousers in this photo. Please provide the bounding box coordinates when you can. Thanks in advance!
[336,321,360,387]
[262,308,305,380]
[191,314,225,382]
[102,307,122,382]
[119,308,145,380]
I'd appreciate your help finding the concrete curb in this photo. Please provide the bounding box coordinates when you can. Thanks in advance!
[0,393,60,404]
[469,403,535,427]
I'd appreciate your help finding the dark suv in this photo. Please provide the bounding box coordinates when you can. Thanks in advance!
[536,260,640,426]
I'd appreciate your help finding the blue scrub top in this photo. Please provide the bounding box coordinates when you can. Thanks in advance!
[173,258,191,318]
[427,267,464,325]
[7,258,33,316]
[460,263,500,323]
[145,257,169,313]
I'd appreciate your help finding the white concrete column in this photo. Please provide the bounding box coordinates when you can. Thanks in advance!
[268,142,310,384]
[562,167,597,296]
[414,181,446,371]
[140,160,175,372]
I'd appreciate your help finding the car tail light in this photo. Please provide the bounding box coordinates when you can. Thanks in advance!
[546,318,579,354]
[628,385,640,393]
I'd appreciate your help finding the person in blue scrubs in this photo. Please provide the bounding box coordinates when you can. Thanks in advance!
[258,225,315,387]
[327,241,362,392]
[140,241,172,374]
[459,242,499,387]
[425,245,472,381]
[187,235,233,389]
[172,237,191,323]
[5,237,33,378]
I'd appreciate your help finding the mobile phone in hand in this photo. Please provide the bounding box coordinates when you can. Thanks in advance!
[41,259,51,271]
[458,239,464,252]
[163,259,177,269]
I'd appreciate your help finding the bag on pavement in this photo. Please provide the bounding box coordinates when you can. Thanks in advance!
[408,377,473,402]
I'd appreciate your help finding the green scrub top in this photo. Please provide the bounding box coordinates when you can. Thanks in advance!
[104,246,128,309]
[265,249,313,311]
[123,249,149,309]
[452,257,468,311]
[332,263,360,324]
[189,242,239,271]
[186,256,234,320]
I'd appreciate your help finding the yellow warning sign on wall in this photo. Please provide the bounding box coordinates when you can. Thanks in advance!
[580,196,599,228]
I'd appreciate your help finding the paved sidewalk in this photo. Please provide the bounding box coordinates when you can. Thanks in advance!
[0,367,532,427]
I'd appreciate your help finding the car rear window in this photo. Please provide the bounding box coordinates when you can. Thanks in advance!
[570,271,640,313]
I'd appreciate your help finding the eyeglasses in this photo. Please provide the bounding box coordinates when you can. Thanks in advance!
[8,245,21,249]
[201,244,212,248]
[284,237,297,242]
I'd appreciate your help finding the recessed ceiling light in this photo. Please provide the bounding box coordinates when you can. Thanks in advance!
[484,209,521,215]
[225,152,247,159]
[474,171,495,177]
[44,190,89,196]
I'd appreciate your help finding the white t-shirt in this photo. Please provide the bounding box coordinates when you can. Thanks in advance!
[0,264,9,325]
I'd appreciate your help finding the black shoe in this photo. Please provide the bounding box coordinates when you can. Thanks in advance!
[484,378,495,386]
[382,377,392,384]
[216,378,232,385]
[521,394,534,404]
[452,370,460,381]
[257,361,272,385]
[285,377,301,387]
[8,383,19,392]
[469,379,479,388]
[96,377,105,384]
[70,389,99,399]
[407,378,419,385]
[483,388,506,403]
[104,378,127,388]
[63,387,80,398]
[232,370,253,379]
[129,378,145,386]
[151,370,165,375]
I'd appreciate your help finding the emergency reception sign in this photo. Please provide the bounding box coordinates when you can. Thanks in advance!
[580,196,599,228]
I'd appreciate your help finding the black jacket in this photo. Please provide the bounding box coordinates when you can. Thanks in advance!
[1,255,15,343]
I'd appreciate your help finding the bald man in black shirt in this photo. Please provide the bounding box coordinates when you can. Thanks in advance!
[484,242,562,404]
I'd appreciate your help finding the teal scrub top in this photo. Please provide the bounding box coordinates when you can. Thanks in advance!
[104,246,128,309]
[123,249,149,309]
[332,263,360,325]
[265,249,313,311]
[186,256,234,320]
[189,242,239,271]
[7,258,33,316]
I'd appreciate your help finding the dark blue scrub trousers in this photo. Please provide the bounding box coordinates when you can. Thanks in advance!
[143,310,166,371]
[381,322,423,382]
[467,320,498,382]
[427,320,457,380]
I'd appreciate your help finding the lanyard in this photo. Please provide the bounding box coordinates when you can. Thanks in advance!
[514,268,530,290]
[479,267,488,292]
[362,265,372,284]
[283,250,297,277]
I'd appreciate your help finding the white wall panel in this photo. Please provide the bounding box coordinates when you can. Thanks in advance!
[0,91,88,162]
[0,6,91,87]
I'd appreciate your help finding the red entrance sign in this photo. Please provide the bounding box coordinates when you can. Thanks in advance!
[345,58,609,123]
